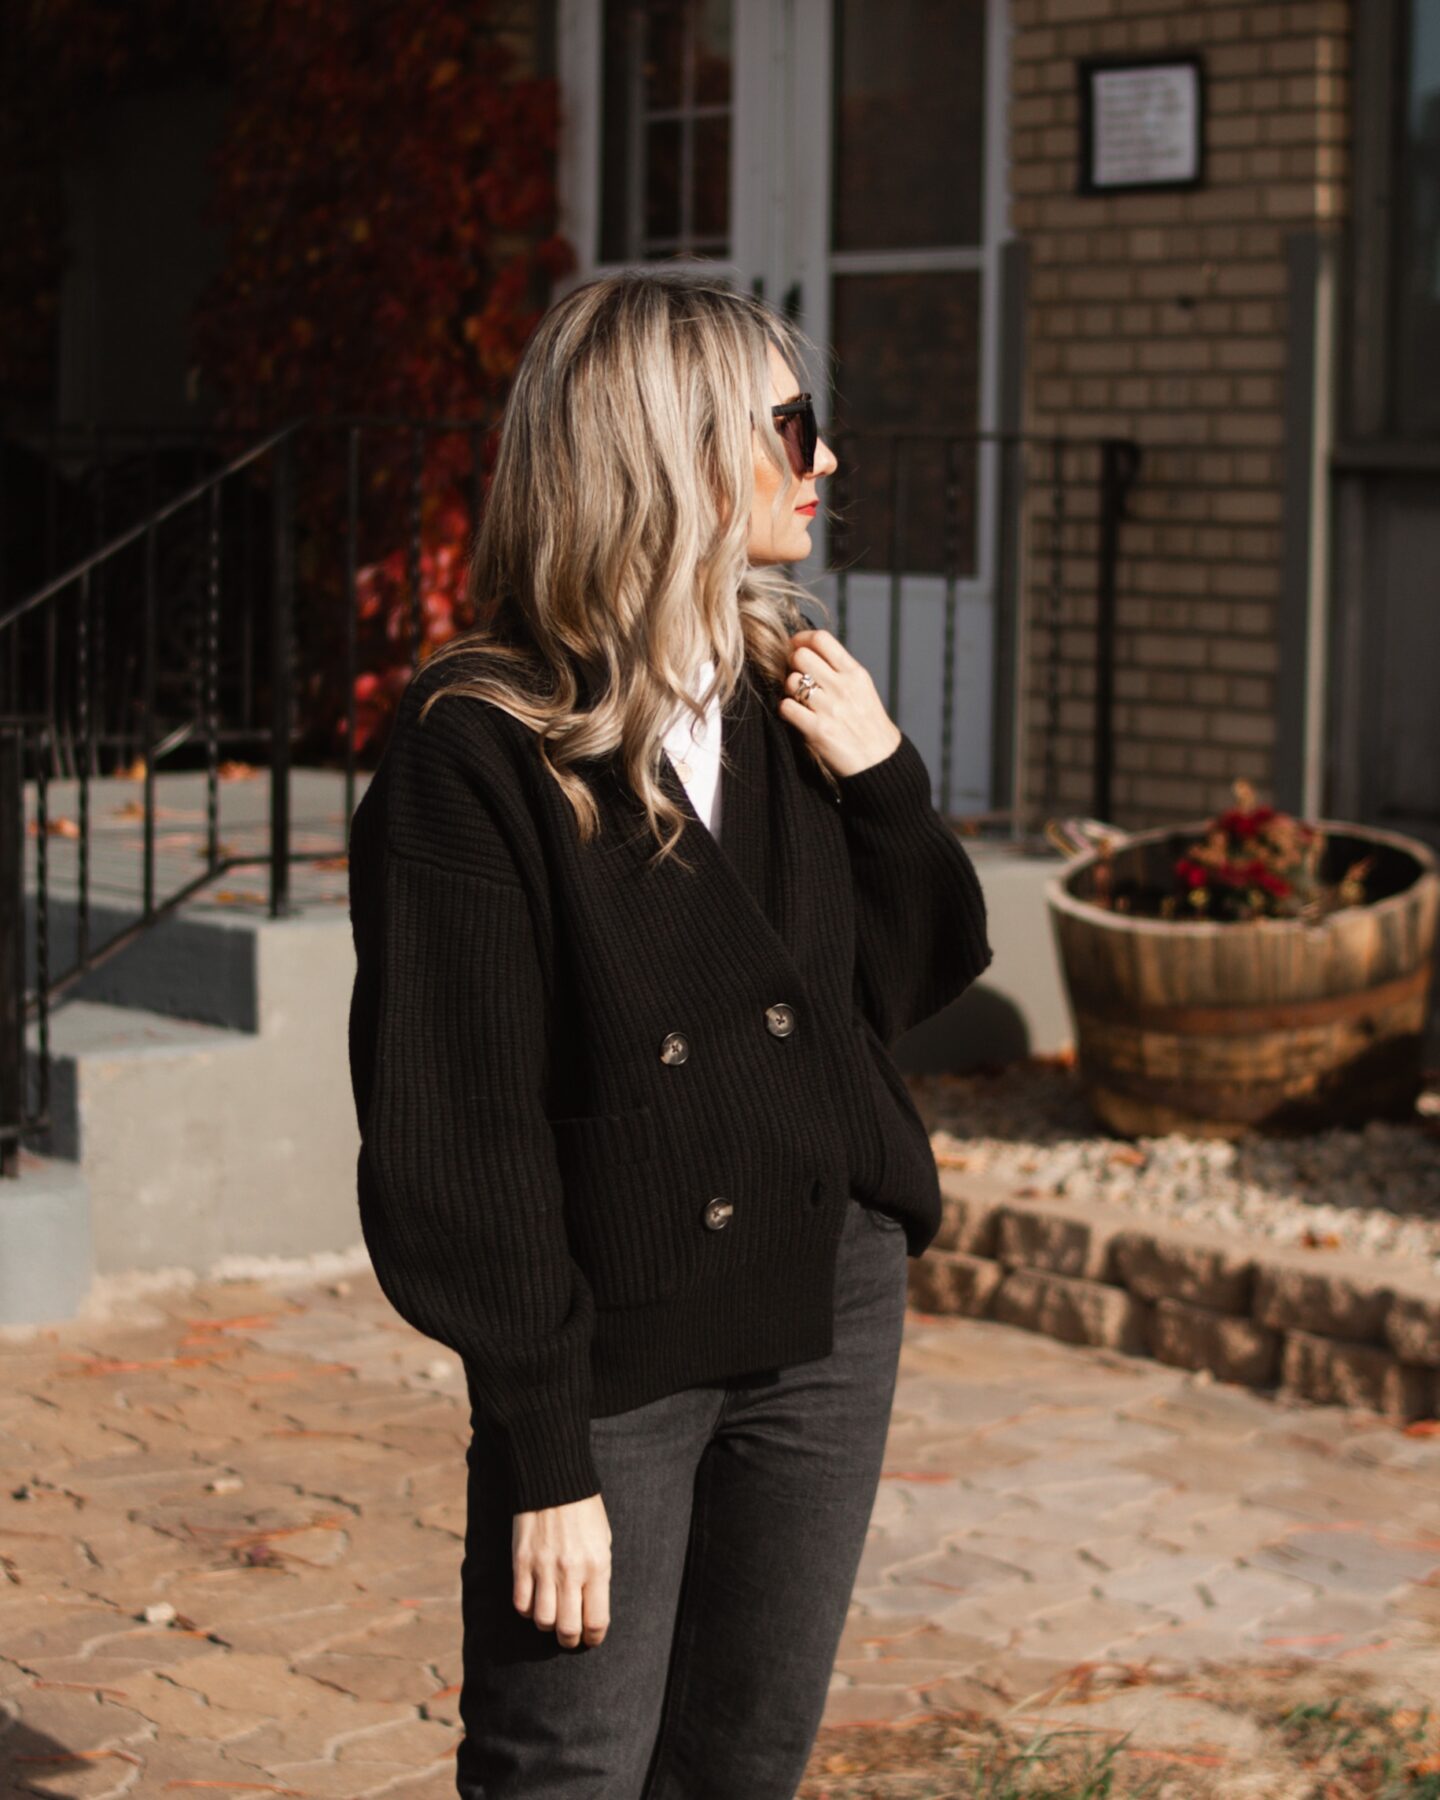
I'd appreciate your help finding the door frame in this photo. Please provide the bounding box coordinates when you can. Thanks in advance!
[553,0,1016,814]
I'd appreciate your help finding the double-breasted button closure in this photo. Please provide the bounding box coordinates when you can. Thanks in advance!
[702,1196,733,1231]
[659,1030,690,1065]
[764,1002,796,1038]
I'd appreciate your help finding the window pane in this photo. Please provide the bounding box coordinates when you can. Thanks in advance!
[1395,0,1440,436]
[644,3,684,107]
[695,0,731,104]
[600,0,733,265]
[693,115,730,237]
[832,0,986,252]
[830,271,982,575]
[645,119,682,239]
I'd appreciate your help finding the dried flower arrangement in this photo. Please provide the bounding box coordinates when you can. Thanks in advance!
[1086,780,1375,923]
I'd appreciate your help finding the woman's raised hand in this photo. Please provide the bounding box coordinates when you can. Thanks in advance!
[778,628,903,778]
[512,1493,613,1649]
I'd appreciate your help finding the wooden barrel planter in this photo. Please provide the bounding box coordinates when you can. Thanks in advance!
[1045,820,1440,1138]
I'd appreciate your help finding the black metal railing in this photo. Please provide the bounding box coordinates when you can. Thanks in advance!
[0,411,505,1171]
[0,413,1140,1175]
[824,429,1141,824]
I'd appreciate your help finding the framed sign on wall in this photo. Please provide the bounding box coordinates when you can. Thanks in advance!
[1078,54,1205,195]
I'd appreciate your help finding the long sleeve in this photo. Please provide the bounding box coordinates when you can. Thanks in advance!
[347,714,600,1515]
[836,731,994,1049]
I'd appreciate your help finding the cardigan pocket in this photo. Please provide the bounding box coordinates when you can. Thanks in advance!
[855,1012,939,1208]
[549,1105,681,1310]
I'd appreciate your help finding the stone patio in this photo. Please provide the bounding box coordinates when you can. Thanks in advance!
[3,1254,1440,1796]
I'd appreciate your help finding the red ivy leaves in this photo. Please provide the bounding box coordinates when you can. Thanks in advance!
[184,0,575,754]
[0,1,570,756]
[192,0,569,431]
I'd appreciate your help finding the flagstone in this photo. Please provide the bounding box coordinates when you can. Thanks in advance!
[1248,1592,1406,1657]
[9,1242,1440,1787]
[1017,1595,1162,1659]
[1250,1526,1440,1596]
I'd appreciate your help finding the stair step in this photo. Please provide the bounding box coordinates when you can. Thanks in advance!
[0,1151,91,1327]
[26,998,250,1161]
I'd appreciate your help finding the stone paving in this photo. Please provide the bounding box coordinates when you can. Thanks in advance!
[4,1262,1440,1797]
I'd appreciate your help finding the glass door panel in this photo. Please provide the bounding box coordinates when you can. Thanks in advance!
[559,0,1008,811]
[599,0,736,263]
[832,0,987,252]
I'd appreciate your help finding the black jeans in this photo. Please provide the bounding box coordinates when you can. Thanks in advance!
[455,1192,910,1799]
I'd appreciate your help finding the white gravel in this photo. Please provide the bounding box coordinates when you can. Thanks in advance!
[915,1058,1440,1275]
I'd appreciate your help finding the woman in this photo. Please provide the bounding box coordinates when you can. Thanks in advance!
[346,270,992,1798]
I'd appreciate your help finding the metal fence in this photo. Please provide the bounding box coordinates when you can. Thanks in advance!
[0,414,1141,1173]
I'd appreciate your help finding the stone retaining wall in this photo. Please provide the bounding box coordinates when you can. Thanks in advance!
[911,1168,1440,1423]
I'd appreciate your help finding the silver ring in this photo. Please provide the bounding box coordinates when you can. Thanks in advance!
[796,672,817,706]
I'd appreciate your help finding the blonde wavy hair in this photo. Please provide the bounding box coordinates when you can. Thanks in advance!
[415,269,835,867]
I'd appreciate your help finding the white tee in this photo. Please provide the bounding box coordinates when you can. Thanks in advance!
[661,657,723,837]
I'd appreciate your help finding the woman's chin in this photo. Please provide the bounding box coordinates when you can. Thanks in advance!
[748,526,812,567]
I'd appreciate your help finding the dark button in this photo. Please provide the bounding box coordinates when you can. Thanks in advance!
[764,1002,796,1038]
[702,1196,733,1231]
[659,1030,690,1065]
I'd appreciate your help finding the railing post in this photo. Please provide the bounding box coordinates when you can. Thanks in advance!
[0,723,22,1177]
[270,431,296,919]
[1094,437,1141,822]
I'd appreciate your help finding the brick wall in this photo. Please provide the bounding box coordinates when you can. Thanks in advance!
[1011,0,1350,829]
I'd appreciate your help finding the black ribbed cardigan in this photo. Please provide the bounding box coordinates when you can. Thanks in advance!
[346,648,992,1514]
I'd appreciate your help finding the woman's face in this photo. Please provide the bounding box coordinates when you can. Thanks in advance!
[747,342,838,566]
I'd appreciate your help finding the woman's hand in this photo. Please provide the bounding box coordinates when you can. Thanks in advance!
[778,628,903,778]
[512,1493,612,1649]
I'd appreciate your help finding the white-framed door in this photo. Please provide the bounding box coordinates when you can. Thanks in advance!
[556,0,1011,813]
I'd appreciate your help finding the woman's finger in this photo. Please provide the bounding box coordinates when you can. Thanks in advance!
[583,1567,612,1646]
[784,666,836,713]
[790,626,853,673]
[554,1567,587,1650]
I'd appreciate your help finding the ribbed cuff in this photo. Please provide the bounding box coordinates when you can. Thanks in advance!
[502,1402,602,1515]
[836,732,934,817]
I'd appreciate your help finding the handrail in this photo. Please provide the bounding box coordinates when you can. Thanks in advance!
[0,422,298,634]
[0,414,1144,1179]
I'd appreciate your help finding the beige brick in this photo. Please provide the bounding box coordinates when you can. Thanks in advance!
[933,1171,1014,1255]
[1211,488,1283,524]
[1151,1297,1281,1385]
[1210,710,1276,746]
[1253,1252,1394,1344]
[1129,773,1212,810]
[1384,1280,1440,1368]
[1045,0,1120,21]
[908,1250,1004,1319]
[1065,341,1137,374]
[1279,1331,1434,1423]
[992,1198,1124,1281]
[1209,637,1274,673]
[992,1268,1151,1353]
[1110,1226,1255,1313]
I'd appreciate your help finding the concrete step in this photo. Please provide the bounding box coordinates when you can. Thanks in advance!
[0,1150,91,1327]
[30,899,266,1033]
[22,909,362,1280]
[27,998,251,1162]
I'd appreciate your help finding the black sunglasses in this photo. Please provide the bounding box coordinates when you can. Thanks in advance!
[770,393,819,479]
